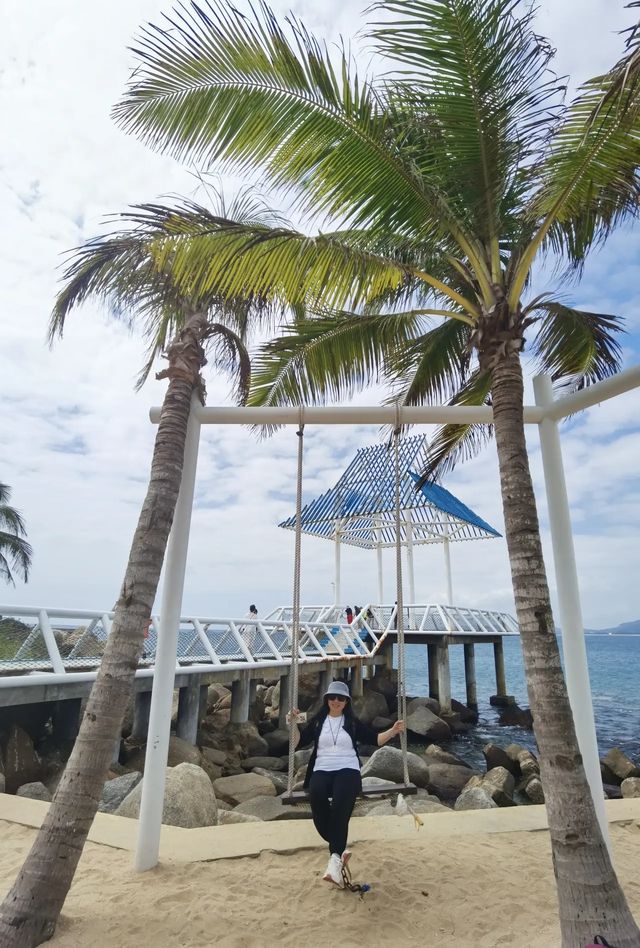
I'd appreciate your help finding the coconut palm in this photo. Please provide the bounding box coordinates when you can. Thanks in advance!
[102,1,640,944]
[0,196,272,946]
[0,483,32,586]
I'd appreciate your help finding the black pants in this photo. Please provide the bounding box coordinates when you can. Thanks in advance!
[308,768,362,856]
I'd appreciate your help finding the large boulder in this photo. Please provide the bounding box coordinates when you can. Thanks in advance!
[241,756,286,771]
[4,725,41,793]
[252,767,289,794]
[201,746,227,767]
[451,698,478,724]
[427,764,480,802]
[523,775,545,804]
[515,749,539,782]
[366,668,399,710]
[483,743,519,777]
[498,704,533,729]
[602,749,640,783]
[213,772,276,806]
[481,767,516,807]
[234,795,307,821]
[405,707,451,742]
[262,728,290,756]
[424,745,471,769]
[207,683,231,711]
[352,690,389,725]
[167,736,202,768]
[361,746,431,789]
[16,782,52,802]
[621,777,640,798]
[224,722,269,757]
[218,809,263,824]
[406,696,441,717]
[99,772,142,813]
[116,763,218,828]
[454,787,498,811]
[365,798,449,817]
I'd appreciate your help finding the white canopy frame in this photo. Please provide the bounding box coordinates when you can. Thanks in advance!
[134,365,640,872]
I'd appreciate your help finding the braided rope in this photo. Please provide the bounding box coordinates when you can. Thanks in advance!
[393,405,410,787]
[287,409,305,795]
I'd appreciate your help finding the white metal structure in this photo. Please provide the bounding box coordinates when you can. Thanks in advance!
[133,365,640,869]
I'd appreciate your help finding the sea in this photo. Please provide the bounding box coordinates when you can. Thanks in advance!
[399,634,640,770]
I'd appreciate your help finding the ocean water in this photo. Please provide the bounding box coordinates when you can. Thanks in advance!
[399,634,640,770]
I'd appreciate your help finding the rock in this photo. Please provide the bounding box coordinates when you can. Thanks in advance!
[406,696,441,717]
[116,763,218,828]
[405,707,451,742]
[201,746,227,767]
[234,795,307,821]
[604,783,623,800]
[455,787,498,811]
[241,756,286,771]
[262,728,290,756]
[427,764,480,802]
[602,748,640,783]
[361,746,431,789]
[482,767,516,807]
[252,768,288,794]
[293,748,313,769]
[16,781,52,802]
[352,690,389,725]
[438,710,472,735]
[498,704,533,729]
[4,725,41,793]
[621,777,640,799]
[523,775,545,804]
[207,683,231,710]
[367,669,398,710]
[213,772,276,806]
[99,772,142,813]
[199,757,223,784]
[516,750,539,782]
[167,736,201,768]
[450,698,478,724]
[372,717,393,730]
[218,809,263,824]
[225,722,269,757]
[424,745,471,769]
[483,743,519,777]
[601,762,619,786]
[361,776,398,792]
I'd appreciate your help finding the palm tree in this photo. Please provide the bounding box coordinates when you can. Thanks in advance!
[0,197,271,946]
[105,1,640,944]
[0,483,32,586]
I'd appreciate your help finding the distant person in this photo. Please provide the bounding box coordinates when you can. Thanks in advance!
[345,607,353,625]
[240,604,258,652]
[353,606,361,618]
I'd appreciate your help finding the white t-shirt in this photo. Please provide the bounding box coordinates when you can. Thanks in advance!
[314,715,360,773]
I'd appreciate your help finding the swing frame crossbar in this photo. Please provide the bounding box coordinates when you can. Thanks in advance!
[281,783,418,805]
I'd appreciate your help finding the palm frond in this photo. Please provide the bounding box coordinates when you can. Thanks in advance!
[113,0,478,255]
[0,483,32,585]
[415,369,493,482]
[386,316,472,406]
[370,0,562,263]
[529,302,625,387]
[205,322,252,404]
[249,308,426,409]
[591,3,640,121]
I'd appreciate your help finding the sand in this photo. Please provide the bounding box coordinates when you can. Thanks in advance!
[1,813,639,948]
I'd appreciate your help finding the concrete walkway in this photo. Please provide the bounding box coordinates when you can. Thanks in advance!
[1,794,638,866]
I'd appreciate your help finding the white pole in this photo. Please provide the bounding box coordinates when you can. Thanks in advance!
[406,521,416,628]
[135,398,202,872]
[533,374,610,851]
[334,522,342,607]
[443,525,454,606]
[376,516,384,604]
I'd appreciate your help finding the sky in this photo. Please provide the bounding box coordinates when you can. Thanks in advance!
[0,0,639,630]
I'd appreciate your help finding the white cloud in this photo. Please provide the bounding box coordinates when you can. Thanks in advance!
[0,0,638,631]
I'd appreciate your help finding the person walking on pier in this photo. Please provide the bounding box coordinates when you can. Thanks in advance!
[287,680,405,887]
[240,604,258,652]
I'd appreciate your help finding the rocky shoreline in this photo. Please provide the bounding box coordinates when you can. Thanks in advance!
[1,668,639,827]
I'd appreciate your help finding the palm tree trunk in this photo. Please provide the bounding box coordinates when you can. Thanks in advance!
[0,316,208,947]
[490,352,640,948]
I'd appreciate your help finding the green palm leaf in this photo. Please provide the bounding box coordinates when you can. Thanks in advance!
[529,302,625,387]
[113,0,480,260]
[0,483,32,586]
[370,0,561,271]
[387,316,472,406]
[249,308,426,408]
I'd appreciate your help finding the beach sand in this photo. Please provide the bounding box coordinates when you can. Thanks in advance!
[1,813,639,948]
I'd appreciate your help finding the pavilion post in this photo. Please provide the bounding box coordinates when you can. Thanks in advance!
[406,520,416,628]
[533,374,610,850]
[375,516,384,604]
[334,523,341,607]
[135,397,201,872]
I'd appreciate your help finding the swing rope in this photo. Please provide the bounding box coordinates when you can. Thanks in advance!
[393,403,411,788]
[286,408,305,797]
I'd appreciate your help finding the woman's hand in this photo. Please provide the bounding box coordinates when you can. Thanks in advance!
[286,708,302,727]
[390,719,405,736]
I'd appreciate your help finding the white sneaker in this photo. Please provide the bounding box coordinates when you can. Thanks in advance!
[322,853,344,888]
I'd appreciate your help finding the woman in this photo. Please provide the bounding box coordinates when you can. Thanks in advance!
[288,679,405,888]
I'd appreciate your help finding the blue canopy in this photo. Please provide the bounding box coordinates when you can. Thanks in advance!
[279,435,500,548]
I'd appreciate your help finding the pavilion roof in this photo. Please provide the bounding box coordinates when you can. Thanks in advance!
[278,435,500,549]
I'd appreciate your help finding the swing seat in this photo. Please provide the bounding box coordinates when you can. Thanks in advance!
[281,782,418,805]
